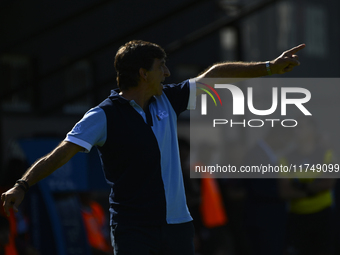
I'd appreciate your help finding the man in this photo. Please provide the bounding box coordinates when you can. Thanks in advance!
[1,40,305,255]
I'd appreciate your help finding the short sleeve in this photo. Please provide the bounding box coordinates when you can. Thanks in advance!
[65,107,107,152]
[162,79,196,115]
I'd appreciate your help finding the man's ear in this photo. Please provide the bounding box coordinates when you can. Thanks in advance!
[139,68,148,81]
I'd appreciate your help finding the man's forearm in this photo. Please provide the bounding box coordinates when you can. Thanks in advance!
[1,141,82,216]
[199,61,268,78]
[22,141,82,187]
[197,44,305,79]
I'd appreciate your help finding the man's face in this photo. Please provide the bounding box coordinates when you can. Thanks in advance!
[146,58,170,96]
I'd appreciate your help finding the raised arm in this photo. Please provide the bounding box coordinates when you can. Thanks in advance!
[1,141,83,216]
[197,44,305,79]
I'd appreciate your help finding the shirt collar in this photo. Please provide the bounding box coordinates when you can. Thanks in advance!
[109,88,157,104]
[109,88,129,104]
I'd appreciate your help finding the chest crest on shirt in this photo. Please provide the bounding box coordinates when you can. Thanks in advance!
[156,110,169,120]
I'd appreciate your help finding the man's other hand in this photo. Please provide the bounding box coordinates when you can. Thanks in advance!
[1,186,25,217]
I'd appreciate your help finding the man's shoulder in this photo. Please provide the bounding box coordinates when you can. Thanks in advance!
[98,97,115,108]
[162,79,190,90]
[98,88,130,109]
[161,79,196,115]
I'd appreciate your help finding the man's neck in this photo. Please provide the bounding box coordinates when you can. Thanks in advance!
[119,86,153,111]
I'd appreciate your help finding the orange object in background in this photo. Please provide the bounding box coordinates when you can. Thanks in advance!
[81,201,111,253]
[200,176,228,228]
[0,210,18,255]
[0,187,19,255]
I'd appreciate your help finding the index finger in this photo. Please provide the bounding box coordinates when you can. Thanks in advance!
[284,44,306,55]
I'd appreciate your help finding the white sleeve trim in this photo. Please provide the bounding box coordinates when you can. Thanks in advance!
[64,136,93,153]
[187,79,197,110]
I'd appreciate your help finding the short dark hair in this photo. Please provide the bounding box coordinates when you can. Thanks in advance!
[114,40,166,91]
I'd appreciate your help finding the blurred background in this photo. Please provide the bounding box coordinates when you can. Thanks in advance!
[1,0,339,254]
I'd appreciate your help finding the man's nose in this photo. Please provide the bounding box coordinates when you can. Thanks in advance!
[164,66,171,77]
